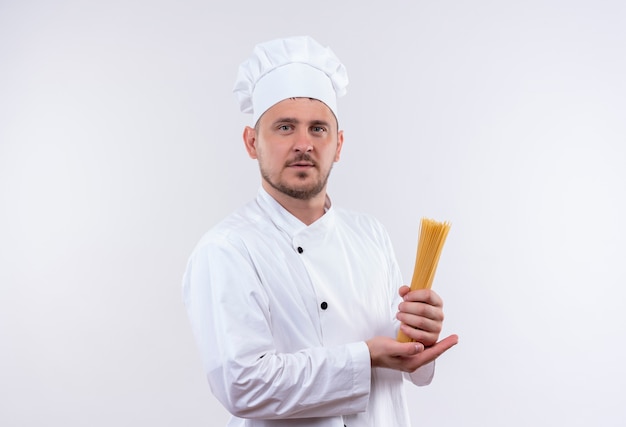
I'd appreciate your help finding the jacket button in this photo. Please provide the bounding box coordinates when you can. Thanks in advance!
[320,301,328,310]
[297,246,303,254]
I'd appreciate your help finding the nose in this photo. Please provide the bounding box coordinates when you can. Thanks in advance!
[293,129,313,152]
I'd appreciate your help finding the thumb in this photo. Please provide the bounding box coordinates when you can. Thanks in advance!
[398,341,424,356]
[398,285,411,298]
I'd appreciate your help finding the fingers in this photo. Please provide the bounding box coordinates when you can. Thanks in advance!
[386,341,426,359]
[397,301,443,323]
[398,287,442,307]
[399,322,440,346]
[367,335,458,372]
[403,288,443,307]
[383,338,425,358]
[397,289,444,330]
[411,334,459,367]
[394,334,459,372]
[367,336,421,368]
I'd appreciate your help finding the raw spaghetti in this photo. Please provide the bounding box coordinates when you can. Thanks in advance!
[397,218,451,343]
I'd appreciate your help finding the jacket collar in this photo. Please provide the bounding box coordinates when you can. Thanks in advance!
[256,186,335,240]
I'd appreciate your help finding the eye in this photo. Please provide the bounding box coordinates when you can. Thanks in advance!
[311,126,326,133]
[276,124,294,133]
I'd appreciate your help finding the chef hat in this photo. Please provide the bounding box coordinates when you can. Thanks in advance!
[233,36,349,124]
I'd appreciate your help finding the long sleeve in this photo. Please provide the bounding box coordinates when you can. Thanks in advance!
[182,235,371,420]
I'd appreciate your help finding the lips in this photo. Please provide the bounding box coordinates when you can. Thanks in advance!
[287,154,316,168]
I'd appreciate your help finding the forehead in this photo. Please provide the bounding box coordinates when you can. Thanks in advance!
[258,97,337,126]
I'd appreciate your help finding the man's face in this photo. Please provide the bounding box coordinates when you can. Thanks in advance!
[244,98,344,201]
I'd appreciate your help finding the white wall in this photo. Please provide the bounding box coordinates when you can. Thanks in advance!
[1,1,625,425]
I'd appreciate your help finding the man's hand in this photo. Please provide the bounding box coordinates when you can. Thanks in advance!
[366,285,458,372]
[366,335,458,372]
[396,286,446,347]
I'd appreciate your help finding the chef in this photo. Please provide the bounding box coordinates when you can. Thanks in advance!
[183,35,458,427]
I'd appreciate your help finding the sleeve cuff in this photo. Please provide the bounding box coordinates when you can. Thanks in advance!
[407,360,435,386]
[344,341,372,413]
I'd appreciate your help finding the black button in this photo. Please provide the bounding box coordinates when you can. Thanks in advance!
[320,301,328,310]
[297,247,303,254]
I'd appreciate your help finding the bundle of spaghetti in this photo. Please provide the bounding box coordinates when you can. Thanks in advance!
[397,218,451,343]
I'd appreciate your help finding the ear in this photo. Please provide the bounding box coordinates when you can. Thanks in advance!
[243,126,258,159]
[334,130,344,162]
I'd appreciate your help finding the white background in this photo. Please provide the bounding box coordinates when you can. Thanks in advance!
[1,1,625,426]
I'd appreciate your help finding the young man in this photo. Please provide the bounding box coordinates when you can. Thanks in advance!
[183,36,458,427]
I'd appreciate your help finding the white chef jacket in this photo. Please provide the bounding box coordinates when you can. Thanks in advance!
[182,187,435,427]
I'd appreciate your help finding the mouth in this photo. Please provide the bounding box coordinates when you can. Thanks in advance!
[287,156,316,168]
[289,161,315,167]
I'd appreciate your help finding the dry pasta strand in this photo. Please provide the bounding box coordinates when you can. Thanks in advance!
[397,218,451,343]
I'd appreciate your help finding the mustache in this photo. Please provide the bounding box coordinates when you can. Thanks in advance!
[286,153,316,166]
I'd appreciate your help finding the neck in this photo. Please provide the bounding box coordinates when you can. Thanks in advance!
[262,182,328,226]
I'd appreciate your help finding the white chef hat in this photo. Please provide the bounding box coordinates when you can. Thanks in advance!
[233,36,349,125]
